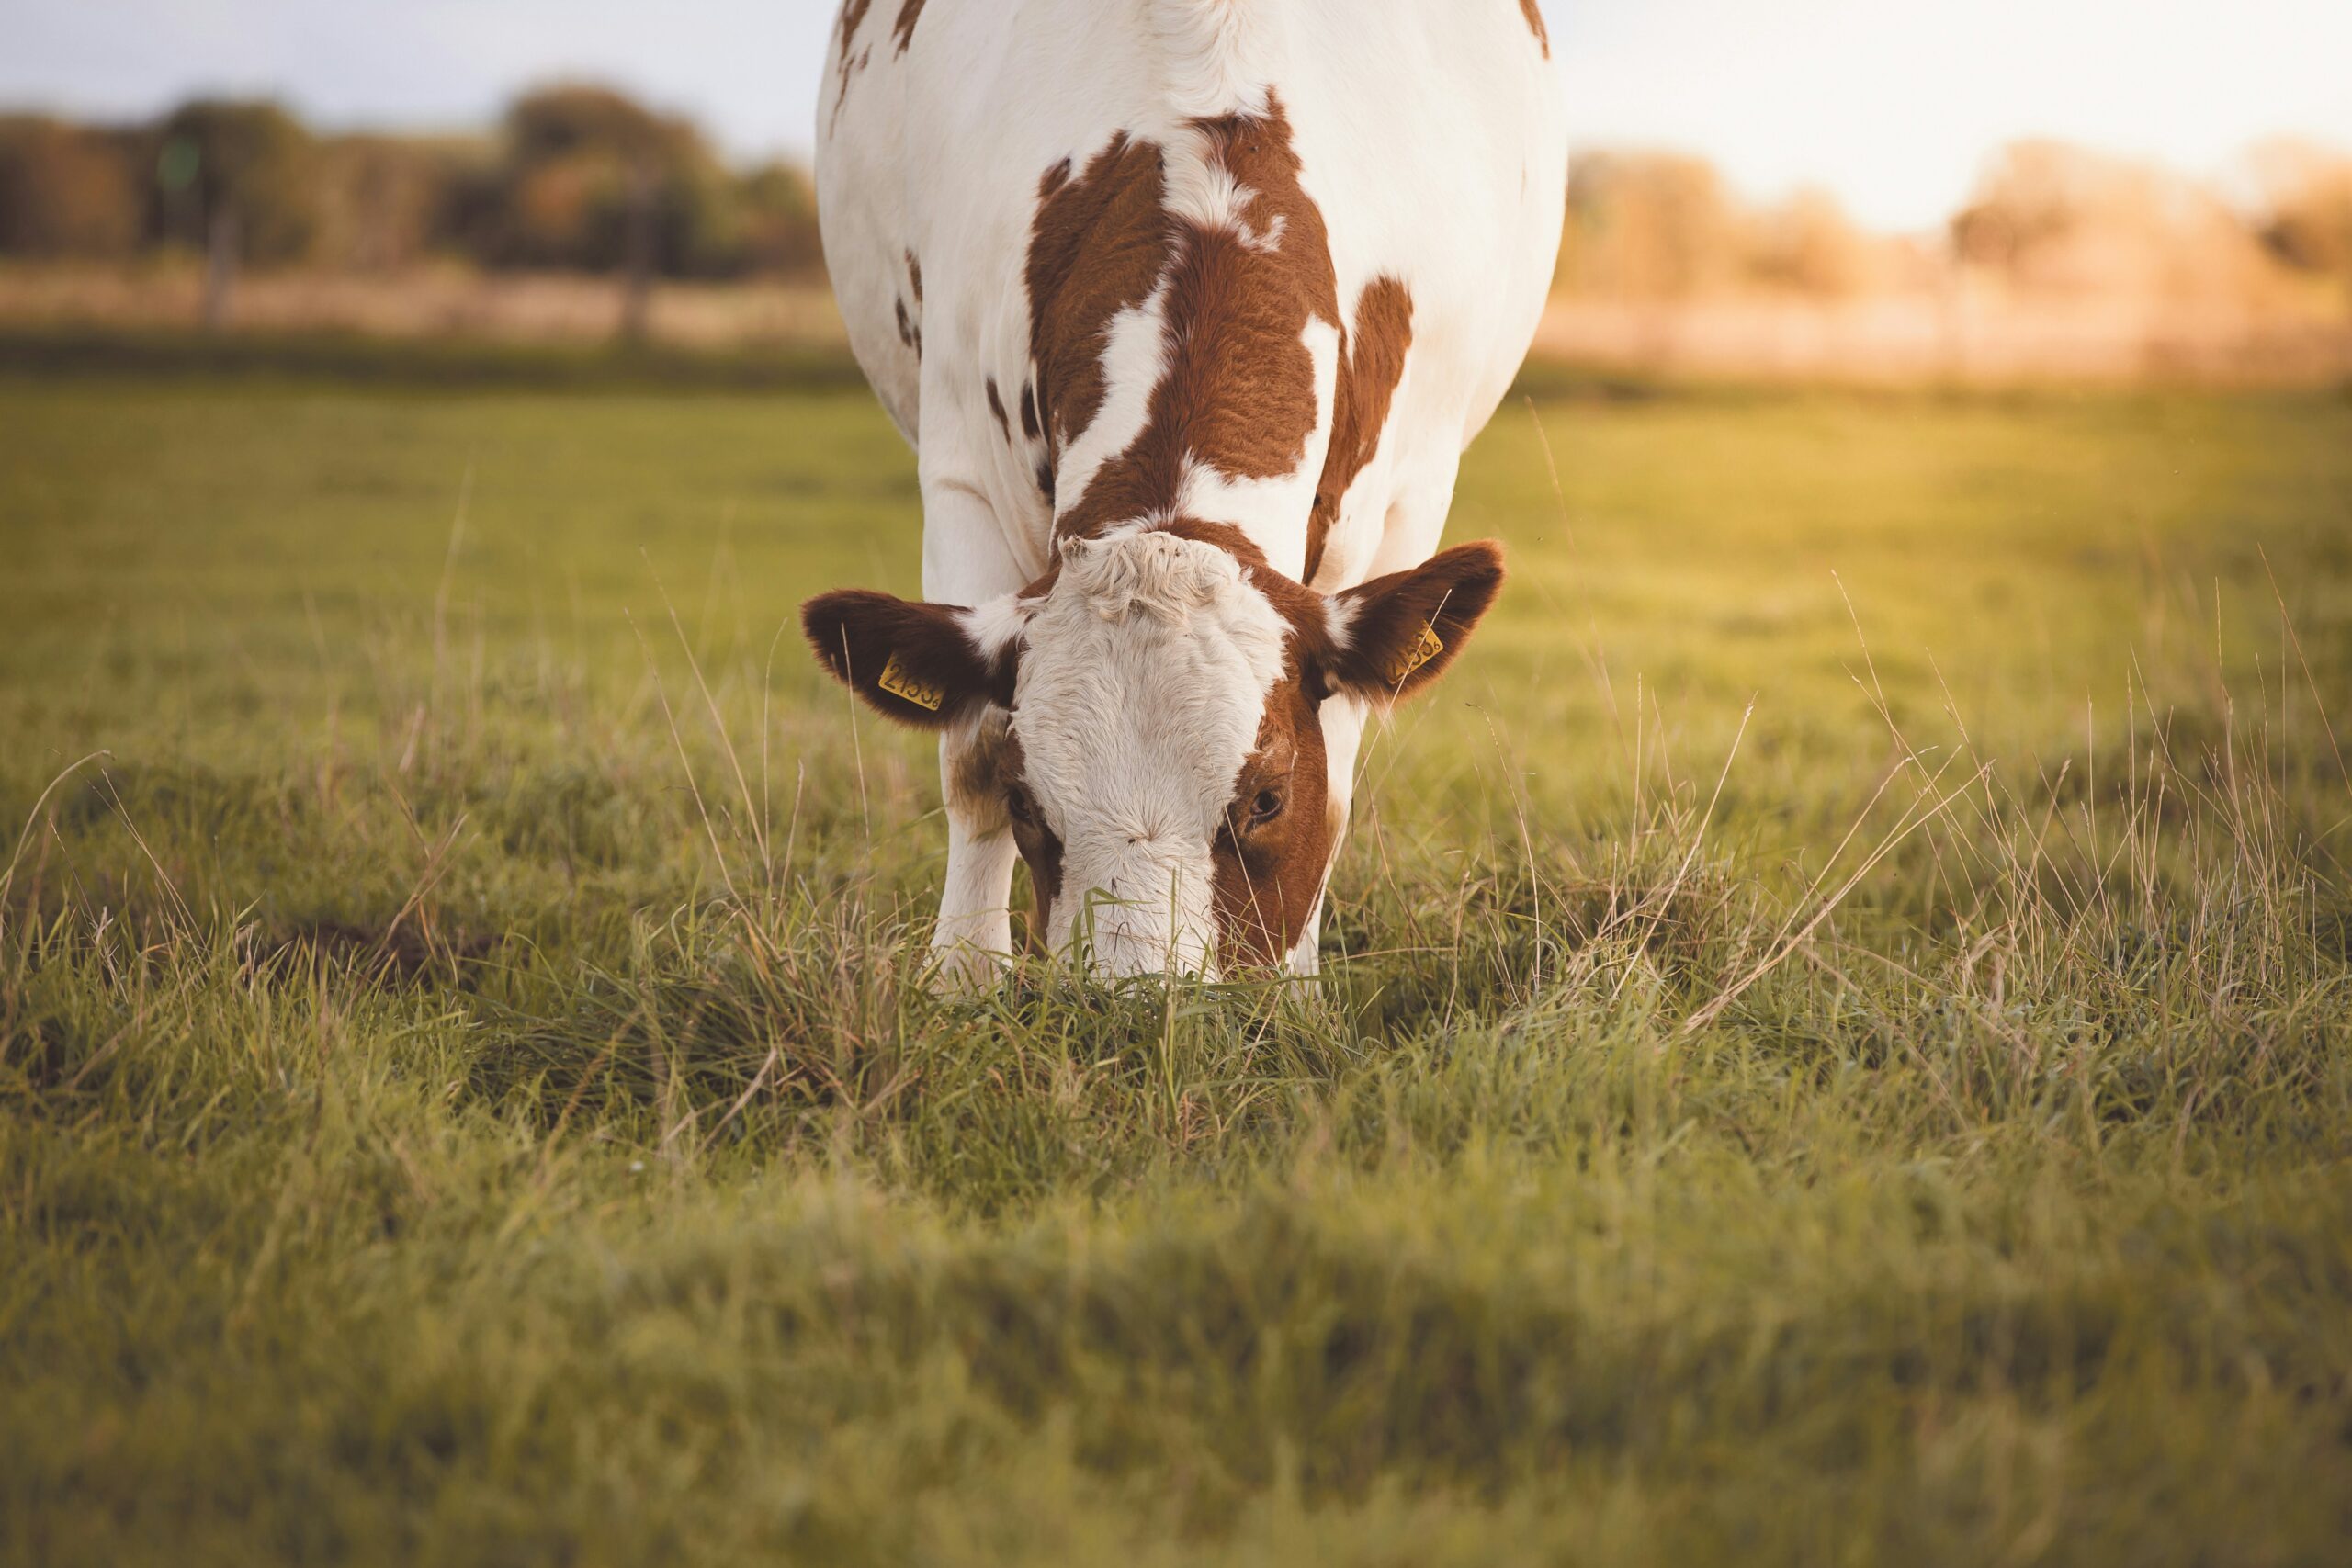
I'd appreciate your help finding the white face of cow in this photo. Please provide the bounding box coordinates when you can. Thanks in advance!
[803,528,1506,980]
[1007,530,1290,975]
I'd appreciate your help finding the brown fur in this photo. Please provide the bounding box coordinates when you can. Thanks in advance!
[801,591,1012,728]
[1024,135,1175,464]
[984,377,1012,441]
[1305,277,1414,584]
[995,728,1066,941]
[946,706,1018,828]
[891,0,928,55]
[1518,0,1551,57]
[1043,96,1344,541]
[1210,655,1333,968]
[1327,541,1507,704]
[829,0,876,130]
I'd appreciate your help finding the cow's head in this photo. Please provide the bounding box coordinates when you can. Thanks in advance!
[804,525,1502,978]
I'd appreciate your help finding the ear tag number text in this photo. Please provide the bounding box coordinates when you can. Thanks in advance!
[878,654,945,711]
[1387,621,1444,684]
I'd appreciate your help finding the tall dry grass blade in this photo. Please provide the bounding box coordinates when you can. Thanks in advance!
[2258,544,2351,799]
[377,810,469,972]
[834,625,872,842]
[1685,758,1991,1035]
[761,615,796,886]
[629,608,745,905]
[0,750,110,942]
[98,768,195,937]
[648,551,768,869]
[1610,698,1752,1007]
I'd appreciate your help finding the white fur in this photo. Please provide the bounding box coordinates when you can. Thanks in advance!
[958,593,1035,665]
[818,0,1566,977]
[1321,590,1363,650]
[1162,126,1282,250]
[1149,0,1278,122]
[1012,531,1289,976]
[1051,281,1171,531]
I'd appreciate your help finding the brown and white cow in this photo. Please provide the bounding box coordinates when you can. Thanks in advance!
[806,0,1565,981]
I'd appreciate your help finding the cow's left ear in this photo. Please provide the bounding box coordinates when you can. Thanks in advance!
[802,590,1014,728]
[1319,541,1505,705]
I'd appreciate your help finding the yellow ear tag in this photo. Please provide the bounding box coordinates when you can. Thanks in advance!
[1386,621,1444,684]
[876,653,945,712]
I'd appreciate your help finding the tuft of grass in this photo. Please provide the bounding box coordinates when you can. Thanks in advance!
[3,374,2350,1564]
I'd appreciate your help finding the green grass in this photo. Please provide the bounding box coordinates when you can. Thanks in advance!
[0,323,877,392]
[4,371,2351,1565]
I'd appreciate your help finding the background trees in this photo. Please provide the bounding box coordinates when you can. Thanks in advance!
[0,85,828,291]
[2,85,2347,321]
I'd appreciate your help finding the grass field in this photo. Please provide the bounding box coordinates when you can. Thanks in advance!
[4,367,2351,1564]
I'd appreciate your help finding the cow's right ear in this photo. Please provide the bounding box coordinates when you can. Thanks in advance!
[1319,541,1505,707]
[801,590,1013,728]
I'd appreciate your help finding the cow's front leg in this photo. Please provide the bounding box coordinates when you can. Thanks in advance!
[913,450,1040,991]
[931,706,1021,990]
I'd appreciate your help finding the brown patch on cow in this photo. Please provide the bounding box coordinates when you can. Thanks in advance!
[828,0,876,130]
[894,296,921,355]
[905,248,922,303]
[1025,133,1175,468]
[984,377,1012,440]
[1518,0,1551,57]
[1210,654,1333,970]
[995,727,1066,941]
[891,0,927,54]
[1044,95,1343,542]
[1304,277,1414,583]
[946,706,1017,828]
[1034,459,1055,505]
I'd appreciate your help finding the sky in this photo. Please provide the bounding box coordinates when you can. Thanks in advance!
[6,0,2349,231]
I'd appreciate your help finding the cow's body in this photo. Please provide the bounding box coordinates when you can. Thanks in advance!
[811,0,1565,979]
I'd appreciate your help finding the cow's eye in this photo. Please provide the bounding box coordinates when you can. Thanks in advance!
[1004,784,1036,828]
[1246,786,1286,828]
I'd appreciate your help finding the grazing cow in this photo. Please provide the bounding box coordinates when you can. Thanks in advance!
[806,0,1565,981]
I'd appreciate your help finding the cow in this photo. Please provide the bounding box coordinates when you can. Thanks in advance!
[805,0,1566,982]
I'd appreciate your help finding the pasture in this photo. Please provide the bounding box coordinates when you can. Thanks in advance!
[4,367,2350,1563]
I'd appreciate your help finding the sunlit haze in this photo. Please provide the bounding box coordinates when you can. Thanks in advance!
[7,0,2349,229]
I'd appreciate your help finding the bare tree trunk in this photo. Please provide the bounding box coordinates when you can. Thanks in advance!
[619,158,656,344]
[203,207,239,332]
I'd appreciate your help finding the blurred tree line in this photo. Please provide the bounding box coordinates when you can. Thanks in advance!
[1559,141,2352,306]
[4,84,2348,317]
[0,85,823,283]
